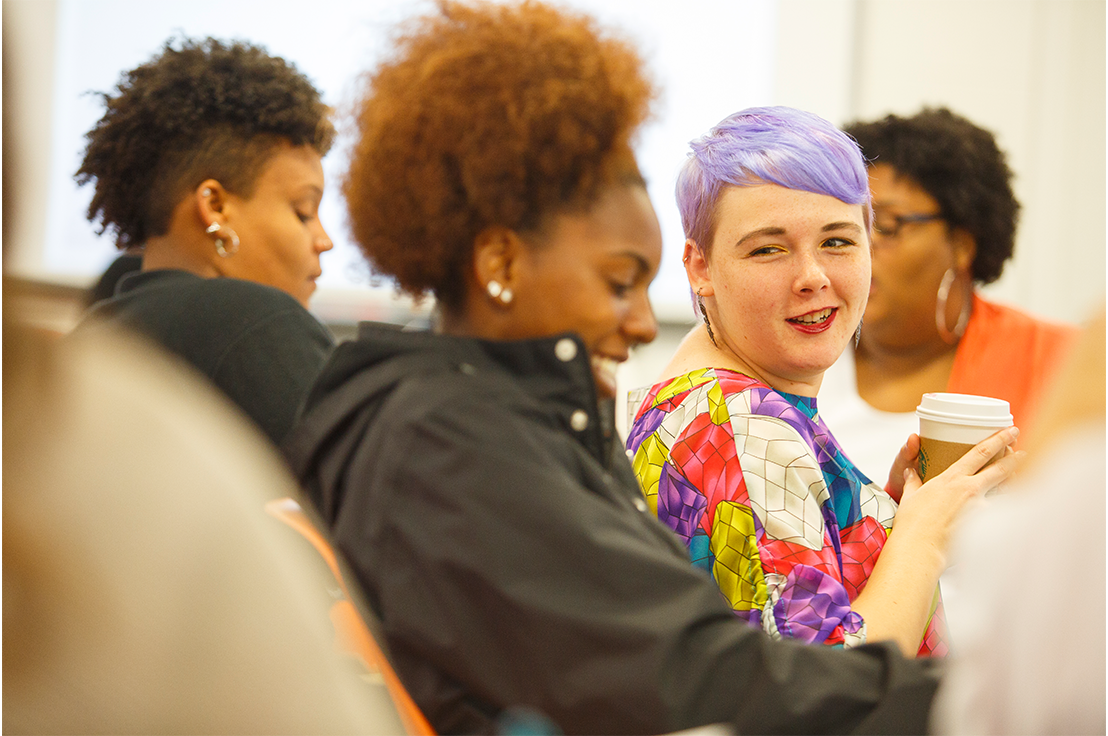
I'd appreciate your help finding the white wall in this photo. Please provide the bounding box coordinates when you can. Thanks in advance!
[5,0,1104,431]
[616,0,1106,434]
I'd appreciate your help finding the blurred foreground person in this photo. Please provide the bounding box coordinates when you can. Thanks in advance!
[285,2,948,733]
[2,315,406,734]
[931,306,1105,734]
[74,37,337,446]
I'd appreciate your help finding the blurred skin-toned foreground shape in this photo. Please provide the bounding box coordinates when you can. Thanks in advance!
[2,319,406,734]
[931,305,1105,734]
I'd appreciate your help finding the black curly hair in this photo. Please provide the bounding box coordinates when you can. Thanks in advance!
[76,37,335,250]
[844,107,1019,284]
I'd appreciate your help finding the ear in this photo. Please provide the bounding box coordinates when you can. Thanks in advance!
[683,239,714,297]
[950,227,977,273]
[472,226,524,305]
[195,179,228,230]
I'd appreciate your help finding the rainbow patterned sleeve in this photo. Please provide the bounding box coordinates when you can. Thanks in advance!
[628,370,880,649]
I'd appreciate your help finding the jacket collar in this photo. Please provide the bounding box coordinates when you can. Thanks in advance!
[346,323,617,465]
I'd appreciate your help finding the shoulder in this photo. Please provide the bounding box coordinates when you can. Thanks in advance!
[97,272,328,334]
[186,279,333,345]
[200,277,319,318]
[630,368,807,444]
[969,296,1080,346]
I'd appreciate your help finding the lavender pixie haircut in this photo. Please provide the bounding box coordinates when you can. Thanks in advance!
[676,106,871,256]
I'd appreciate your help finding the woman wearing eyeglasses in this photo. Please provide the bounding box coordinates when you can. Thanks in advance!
[815,107,1077,486]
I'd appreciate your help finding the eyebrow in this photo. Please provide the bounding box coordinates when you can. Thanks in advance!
[293,185,325,203]
[822,221,865,235]
[735,221,864,246]
[612,251,654,277]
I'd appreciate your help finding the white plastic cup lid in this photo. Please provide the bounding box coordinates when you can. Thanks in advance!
[916,392,1013,427]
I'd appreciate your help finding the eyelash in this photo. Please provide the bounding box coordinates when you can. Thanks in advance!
[610,281,632,298]
[749,245,784,256]
[748,238,854,257]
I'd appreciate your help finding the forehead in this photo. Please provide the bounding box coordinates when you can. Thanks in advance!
[713,184,865,233]
[868,163,935,207]
[539,185,662,273]
[253,143,325,193]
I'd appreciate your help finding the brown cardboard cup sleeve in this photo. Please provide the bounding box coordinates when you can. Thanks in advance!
[916,393,1013,482]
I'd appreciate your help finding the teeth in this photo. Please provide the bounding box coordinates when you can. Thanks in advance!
[591,356,618,377]
[791,308,833,325]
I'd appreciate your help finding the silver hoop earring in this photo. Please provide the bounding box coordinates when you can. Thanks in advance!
[935,269,970,344]
[697,288,717,347]
[206,222,240,258]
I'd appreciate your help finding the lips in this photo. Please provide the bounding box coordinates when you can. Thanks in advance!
[787,307,836,334]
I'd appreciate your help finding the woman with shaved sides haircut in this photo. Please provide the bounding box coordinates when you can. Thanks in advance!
[75,37,336,446]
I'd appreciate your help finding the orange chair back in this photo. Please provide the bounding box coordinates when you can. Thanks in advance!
[265,498,435,736]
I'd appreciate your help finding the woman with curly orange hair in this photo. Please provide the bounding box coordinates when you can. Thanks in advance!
[74,37,337,446]
[284,2,946,733]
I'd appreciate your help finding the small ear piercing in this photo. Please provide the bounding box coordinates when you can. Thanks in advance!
[202,187,212,197]
[486,280,513,305]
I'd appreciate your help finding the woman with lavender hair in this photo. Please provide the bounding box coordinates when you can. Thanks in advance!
[627,107,1019,658]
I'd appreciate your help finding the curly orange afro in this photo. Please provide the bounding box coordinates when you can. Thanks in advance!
[343,0,655,308]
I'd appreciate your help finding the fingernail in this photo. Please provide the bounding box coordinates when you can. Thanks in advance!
[1009,426,1020,439]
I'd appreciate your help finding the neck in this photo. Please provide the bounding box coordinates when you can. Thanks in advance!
[142,235,220,278]
[852,330,960,412]
[662,324,823,397]
[854,331,959,377]
[435,303,507,341]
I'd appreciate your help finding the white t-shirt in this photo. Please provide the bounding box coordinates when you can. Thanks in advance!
[816,346,918,484]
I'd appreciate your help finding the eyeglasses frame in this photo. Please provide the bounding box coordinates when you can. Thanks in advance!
[871,212,945,239]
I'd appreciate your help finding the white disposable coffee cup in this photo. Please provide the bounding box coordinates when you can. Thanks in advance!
[916,392,1013,482]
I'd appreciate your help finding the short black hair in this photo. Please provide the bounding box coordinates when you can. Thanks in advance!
[845,107,1019,284]
[77,37,335,249]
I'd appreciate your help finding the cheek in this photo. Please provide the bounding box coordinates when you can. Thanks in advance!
[831,255,870,298]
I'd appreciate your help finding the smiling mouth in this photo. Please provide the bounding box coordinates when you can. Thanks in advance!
[788,307,835,325]
[590,355,621,398]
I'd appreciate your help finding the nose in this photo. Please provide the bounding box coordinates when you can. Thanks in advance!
[313,220,334,253]
[794,251,830,294]
[624,288,658,347]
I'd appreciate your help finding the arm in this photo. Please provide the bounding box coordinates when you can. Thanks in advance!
[852,426,1022,656]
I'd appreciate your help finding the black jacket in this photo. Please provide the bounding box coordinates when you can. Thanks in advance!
[284,323,940,735]
[79,270,335,445]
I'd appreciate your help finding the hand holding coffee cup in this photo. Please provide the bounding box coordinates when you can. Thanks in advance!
[916,393,1014,483]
